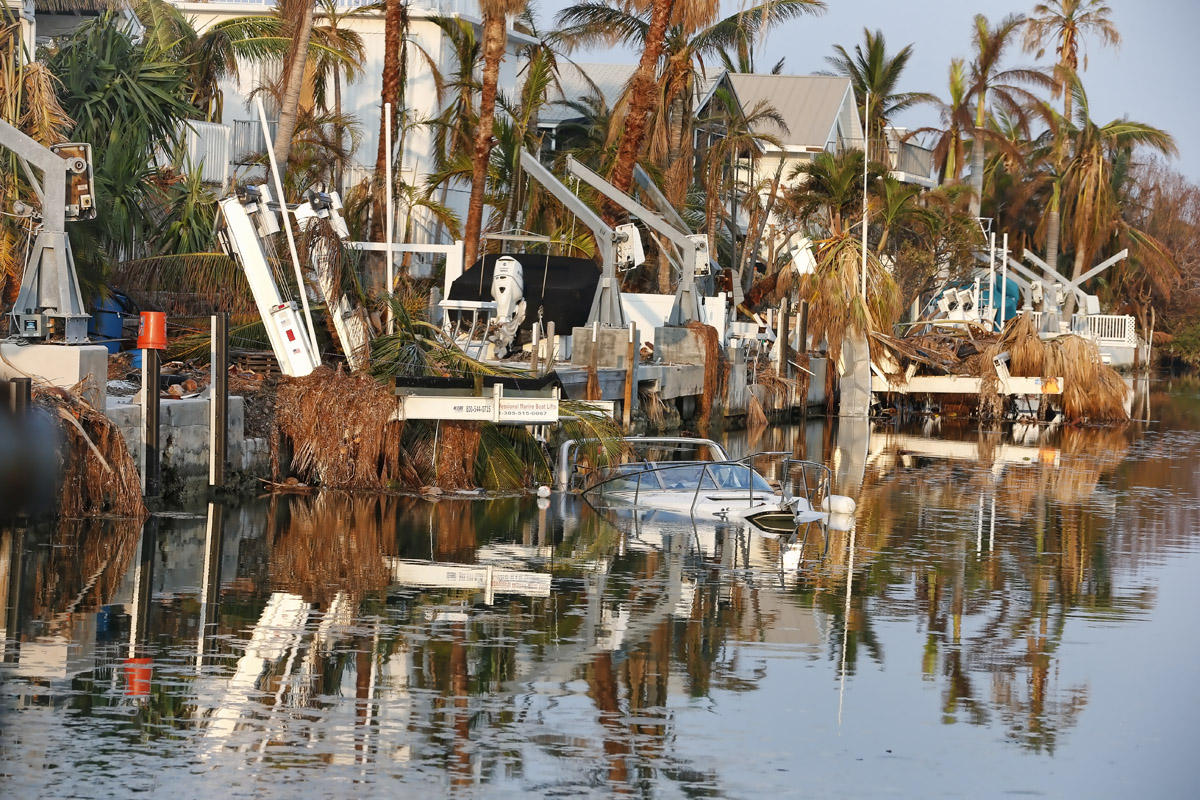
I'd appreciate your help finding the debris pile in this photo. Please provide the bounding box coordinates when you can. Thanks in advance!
[873,313,1128,422]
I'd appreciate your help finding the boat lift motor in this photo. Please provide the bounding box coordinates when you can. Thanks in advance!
[216,187,321,377]
[488,255,527,357]
[1,119,94,342]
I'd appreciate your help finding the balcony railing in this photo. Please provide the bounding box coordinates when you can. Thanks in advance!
[175,0,475,13]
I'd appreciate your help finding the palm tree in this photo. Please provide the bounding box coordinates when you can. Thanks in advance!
[913,58,972,184]
[556,0,823,205]
[964,13,1051,218]
[374,0,407,241]
[1023,1,1120,272]
[1024,0,1119,121]
[463,0,527,267]
[1060,78,1176,297]
[312,0,366,188]
[785,150,883,237]
[274,0,317,169]
[822,28,933,164]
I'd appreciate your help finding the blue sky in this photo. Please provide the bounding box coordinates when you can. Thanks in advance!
[536,0,1200,180]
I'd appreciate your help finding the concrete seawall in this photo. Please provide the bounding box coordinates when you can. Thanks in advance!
[105,394,270,497]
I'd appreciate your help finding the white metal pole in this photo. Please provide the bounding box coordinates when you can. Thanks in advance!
[860,90,869,303]
[988,232,996,331]
[256,97,320,358]
[1000,233,1009,328]
[385,102,395,335]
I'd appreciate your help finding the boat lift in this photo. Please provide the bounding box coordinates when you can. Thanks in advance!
[216,187,322,377]
[1,118,94,342]
[518,150,641,327]
[564,155,711,326]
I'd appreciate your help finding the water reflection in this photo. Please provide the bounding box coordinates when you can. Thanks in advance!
[2,386,1199,795]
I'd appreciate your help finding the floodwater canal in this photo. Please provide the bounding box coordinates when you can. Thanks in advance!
[2,381,1198,798]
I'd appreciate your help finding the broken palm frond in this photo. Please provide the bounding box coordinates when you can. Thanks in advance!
[109,253,257,317]
[1043,335,1128,422]
[274,366,413,490]
[746,392,769,430]
[33,386,146,519]
[269,492,394,606]
[685,321,727,433]
[639,387,667,429]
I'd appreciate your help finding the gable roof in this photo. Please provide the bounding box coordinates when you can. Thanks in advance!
[539,62,638,126]
[724,74,860,151]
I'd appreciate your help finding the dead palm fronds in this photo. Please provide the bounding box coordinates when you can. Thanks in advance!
[33,385,147,519]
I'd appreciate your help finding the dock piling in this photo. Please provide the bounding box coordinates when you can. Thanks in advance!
[209,313,228,490]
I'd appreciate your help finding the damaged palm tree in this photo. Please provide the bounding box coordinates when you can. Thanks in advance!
[273,293,624,491]
[800,233,902,400]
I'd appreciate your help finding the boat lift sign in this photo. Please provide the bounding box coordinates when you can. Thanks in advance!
[396,385,560,424]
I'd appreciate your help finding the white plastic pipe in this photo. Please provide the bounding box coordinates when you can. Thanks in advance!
[385,102,395,335]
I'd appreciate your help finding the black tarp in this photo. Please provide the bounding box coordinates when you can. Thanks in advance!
[447,253,599,341]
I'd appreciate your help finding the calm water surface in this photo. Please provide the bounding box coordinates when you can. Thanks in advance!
[2,382,1198,798]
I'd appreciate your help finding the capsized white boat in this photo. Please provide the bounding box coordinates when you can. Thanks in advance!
[561,437,846,533]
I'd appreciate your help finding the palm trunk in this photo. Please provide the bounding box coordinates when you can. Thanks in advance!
[608,0,673,196]
[968,96,986,218]
[274,0,316,171]
[373,0,404,242]
[1045,181,1061,274]
[968,131,985,219]
[463,11,508,268]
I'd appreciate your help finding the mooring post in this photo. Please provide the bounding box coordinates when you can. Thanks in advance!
[209,313,229,490]
[623,322,637,430]
[141,347,161,497]
[10,377,30,415]
[530,323,541,374]
[798,299,809,355]
[778,301,790,379]
[544,321,555,372]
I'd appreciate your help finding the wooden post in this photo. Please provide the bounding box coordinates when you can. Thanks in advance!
[798,299,809,355]
[544,321,555,374]
[623,322,637,430]
[9,377,30,415]
[530,322,541,374]
[778,301,790,379]
[209,313,228,490]
[141,348,161,497]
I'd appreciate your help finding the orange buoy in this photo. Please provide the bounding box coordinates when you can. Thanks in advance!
[137,311,167,350]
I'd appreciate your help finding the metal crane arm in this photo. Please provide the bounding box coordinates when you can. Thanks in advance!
[518,150,625,326]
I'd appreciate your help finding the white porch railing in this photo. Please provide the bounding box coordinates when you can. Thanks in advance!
[1024,310,1136,347]
[1082,314,1138,346]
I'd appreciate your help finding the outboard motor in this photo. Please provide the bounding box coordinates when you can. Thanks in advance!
[488,256,526,357]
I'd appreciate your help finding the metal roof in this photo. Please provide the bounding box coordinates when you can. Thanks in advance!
[725,74,859,150]
[540,62,638,126]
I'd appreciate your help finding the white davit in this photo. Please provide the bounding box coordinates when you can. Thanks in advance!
[218,193,321,377]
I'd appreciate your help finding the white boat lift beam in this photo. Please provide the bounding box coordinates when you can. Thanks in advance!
[565,155,709,326]
[518,150,627,327]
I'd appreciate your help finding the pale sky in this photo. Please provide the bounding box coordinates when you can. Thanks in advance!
[538,0,1200,180]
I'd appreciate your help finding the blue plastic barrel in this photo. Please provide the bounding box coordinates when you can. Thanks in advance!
[89,295,125,354]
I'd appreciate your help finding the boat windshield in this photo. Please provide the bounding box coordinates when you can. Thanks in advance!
[599,462,774,494]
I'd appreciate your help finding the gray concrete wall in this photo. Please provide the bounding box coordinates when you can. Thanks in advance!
[1,342,107,408]
[570,326,640,369]
[105,394,270,496]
